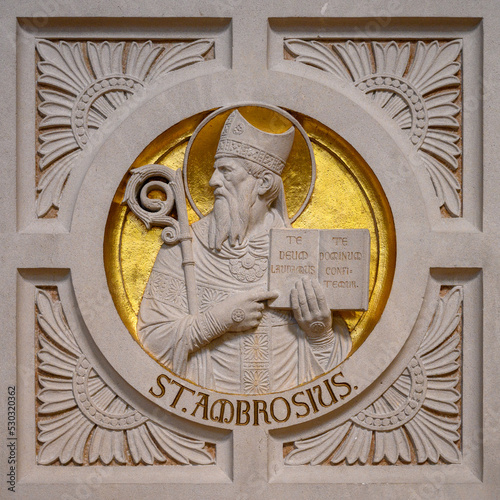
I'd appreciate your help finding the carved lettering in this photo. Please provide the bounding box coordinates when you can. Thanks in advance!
[147,372,356,426]
[323,280,358,289]
[253,400,271,425]
[269,228,370,310]
[330,236,348,246]
[191,393,210,420]
[149,374,171,398]
[305,388,320,413]
[236,400,251,426]
[279,250,309,260]
[313,379,339,408]
[270,397,291,423]
[319,251,363,261]
[210,399,235,424]
[270,264,316,274]
[170,380,196,409]
[291,391,311,418]
[286,235,302,244]
[325,266,351,276]
[331,372,353,399]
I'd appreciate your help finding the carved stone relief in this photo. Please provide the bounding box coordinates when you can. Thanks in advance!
[3,5,494,498]
[36,39,214,217]
[285,286,462,466]
[35,288,215,466]
[285,39,462,217]
[122,107,366,396]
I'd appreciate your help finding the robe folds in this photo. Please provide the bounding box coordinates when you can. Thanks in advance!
[137,212,352,394]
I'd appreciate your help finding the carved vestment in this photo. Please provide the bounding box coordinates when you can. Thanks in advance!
[138,211,352,394]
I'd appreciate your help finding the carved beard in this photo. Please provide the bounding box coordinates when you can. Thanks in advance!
[208,189,255,251]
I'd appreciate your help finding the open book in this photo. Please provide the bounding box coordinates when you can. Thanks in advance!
[268,228,370,310]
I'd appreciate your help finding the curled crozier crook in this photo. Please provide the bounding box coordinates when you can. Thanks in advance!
[123,165,179,234]
[122,164,198,314]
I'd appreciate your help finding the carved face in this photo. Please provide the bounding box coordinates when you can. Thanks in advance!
[209,157,259,201]
[208,157,260,250]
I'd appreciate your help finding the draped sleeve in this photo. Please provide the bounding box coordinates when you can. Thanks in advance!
[137,241,221,385]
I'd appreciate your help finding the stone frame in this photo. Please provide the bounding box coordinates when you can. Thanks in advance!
[0,2,498,499]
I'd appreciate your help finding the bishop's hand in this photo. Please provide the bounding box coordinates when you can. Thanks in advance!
[210,290,279,333]
[291,277,333,340]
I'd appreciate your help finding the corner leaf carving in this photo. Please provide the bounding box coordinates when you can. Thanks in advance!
[36,39,214,218]
[285,39,462,217]
[285,286,462,466]
[35,288,215,466]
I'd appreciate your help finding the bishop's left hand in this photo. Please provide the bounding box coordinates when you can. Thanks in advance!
[291,277,332,339]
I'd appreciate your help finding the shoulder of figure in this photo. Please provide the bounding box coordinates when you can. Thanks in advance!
[191,214,211,244]
[152,238,184,277]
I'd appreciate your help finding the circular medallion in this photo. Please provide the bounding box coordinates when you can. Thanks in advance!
[70,81,428,429]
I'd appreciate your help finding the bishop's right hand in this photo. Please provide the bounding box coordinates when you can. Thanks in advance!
[211,290,279,333]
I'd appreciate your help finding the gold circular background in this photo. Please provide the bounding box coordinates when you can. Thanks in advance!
[104,107,396,355]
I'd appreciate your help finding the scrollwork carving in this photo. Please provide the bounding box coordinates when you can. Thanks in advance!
[35,288,215,466]
[285,286,462,466]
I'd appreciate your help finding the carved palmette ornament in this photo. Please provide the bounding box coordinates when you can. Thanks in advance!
[36,39,214,217]
[285,286,462,466]
[285,39,462,217]
[35,289,214,466]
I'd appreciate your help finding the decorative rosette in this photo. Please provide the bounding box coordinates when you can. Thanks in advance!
[229,254,268,283]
